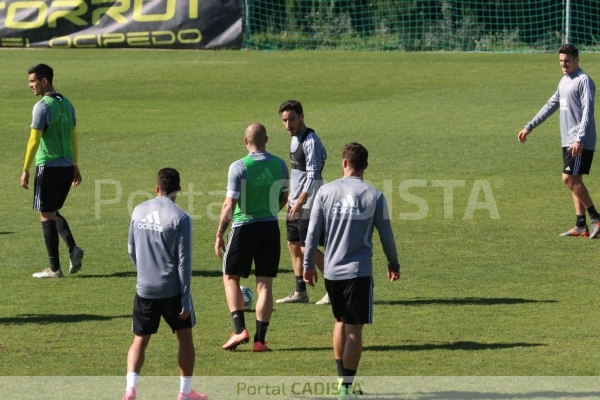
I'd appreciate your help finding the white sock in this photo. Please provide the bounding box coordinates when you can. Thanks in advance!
[126,372,139,390]
[180,376,193,394]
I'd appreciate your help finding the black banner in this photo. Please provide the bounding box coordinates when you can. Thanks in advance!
[0,0,242,49]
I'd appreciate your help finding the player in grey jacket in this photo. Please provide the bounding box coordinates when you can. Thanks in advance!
[304,143,400,395]
[123,168,206,400]
[277,100,329,305]
[518,44,600,239]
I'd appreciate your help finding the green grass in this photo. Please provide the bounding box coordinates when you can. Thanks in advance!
[1,50,600,378]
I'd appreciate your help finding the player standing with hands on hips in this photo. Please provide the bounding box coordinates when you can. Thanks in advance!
[518,44,600,238]
[21,63,84,278]
[303,143,400,397]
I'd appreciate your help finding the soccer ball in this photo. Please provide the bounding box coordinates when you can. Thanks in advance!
[240,285,254,310]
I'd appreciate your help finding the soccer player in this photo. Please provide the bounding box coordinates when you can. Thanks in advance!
[276,100,329,305]
[20,63,84,278]
[303,143,400,396]
[518,44,600,238]
[123,168,206,400]
[215,123,289,352]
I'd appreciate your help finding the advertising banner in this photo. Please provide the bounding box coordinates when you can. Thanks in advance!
[0,0,242,49]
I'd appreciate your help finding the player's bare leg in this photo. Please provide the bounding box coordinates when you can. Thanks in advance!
[276,241,308,303]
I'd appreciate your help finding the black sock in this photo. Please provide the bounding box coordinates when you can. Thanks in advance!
[231,310,245,334]
[42,220,60,272]
[576,215,587,228]
[335,359,344,377]
[295,275,306,293]
[342,368,356,387]
[55,212,76,253]
[254,320,270,343]
[587,206,600,220]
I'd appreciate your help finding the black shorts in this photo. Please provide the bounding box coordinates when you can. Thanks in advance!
[223,220,280,278]
[132,294,195,335]
[286,208,324,247]
[562,147,594,175]
[33,165,74,212]
[325,276,373,325]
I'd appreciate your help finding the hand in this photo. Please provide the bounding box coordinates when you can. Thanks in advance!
[20,170,29,190]
[304,268,318,287]
[518,128,530,143]
[388,269,400,282]
[214,235,225,258]
[72,166,82,186]
[288,202,303,220]
[567,142,583,157]
[178,310,190,320]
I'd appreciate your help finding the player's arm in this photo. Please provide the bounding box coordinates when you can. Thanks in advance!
[279,161,290,210]
[279,190,289,211]
[177,215,193,319]
[300,136,323,200]
[71,128,82,186]
[519,90,560,143]
[127,220,137,268]
[289,137,322,217]
[215,197,237,258]
[215,161,243,257]
[575,78,595,144]
[20,128,43,189]
[374,193,400,281]
[303,192,324,286]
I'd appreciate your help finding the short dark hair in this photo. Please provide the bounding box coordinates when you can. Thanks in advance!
[279,100,303,116]
[343,143,368,171]
[559,44,578,58]
[27,64,53,84]
[157,168,180,196]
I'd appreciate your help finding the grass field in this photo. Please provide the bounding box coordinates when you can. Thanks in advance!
[1,49,600,380]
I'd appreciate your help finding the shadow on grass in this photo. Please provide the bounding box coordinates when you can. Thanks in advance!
[191,268,294,277]
[365,341,546,351]
[312,391,600,400]
[276,268,294,274]
[374,297,557,306]
[281,341,546,352]
[0,231,15,235]
[74,269,290,279]
[192,270,223,277]
[411,391,600,399]
[0,313,130,325]
[75,271,137,278]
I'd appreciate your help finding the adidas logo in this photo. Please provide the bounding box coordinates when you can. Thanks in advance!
[331,194,360,215]
[565,166,572,172]
[138,210,164,232]
[254,168,276,186]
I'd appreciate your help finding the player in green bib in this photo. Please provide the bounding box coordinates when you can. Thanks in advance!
[215,123,289,352]
[233,155,283,222]
[20,64,84,279]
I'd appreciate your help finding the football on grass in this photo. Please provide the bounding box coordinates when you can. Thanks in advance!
[240,285,254,310]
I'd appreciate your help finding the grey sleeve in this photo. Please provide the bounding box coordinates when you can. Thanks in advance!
[128,219,137,268]
[576,76,595,142]
[177,215,193,314]
[301,135,325,194]
[525,89,560,131]
[31,101,49,131]
[303,190,324,271]
[374,194,400,272]
[226,161,245,199]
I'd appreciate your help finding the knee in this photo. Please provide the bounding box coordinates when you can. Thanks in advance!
[562,174,579,188]
[288,242,302,256]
